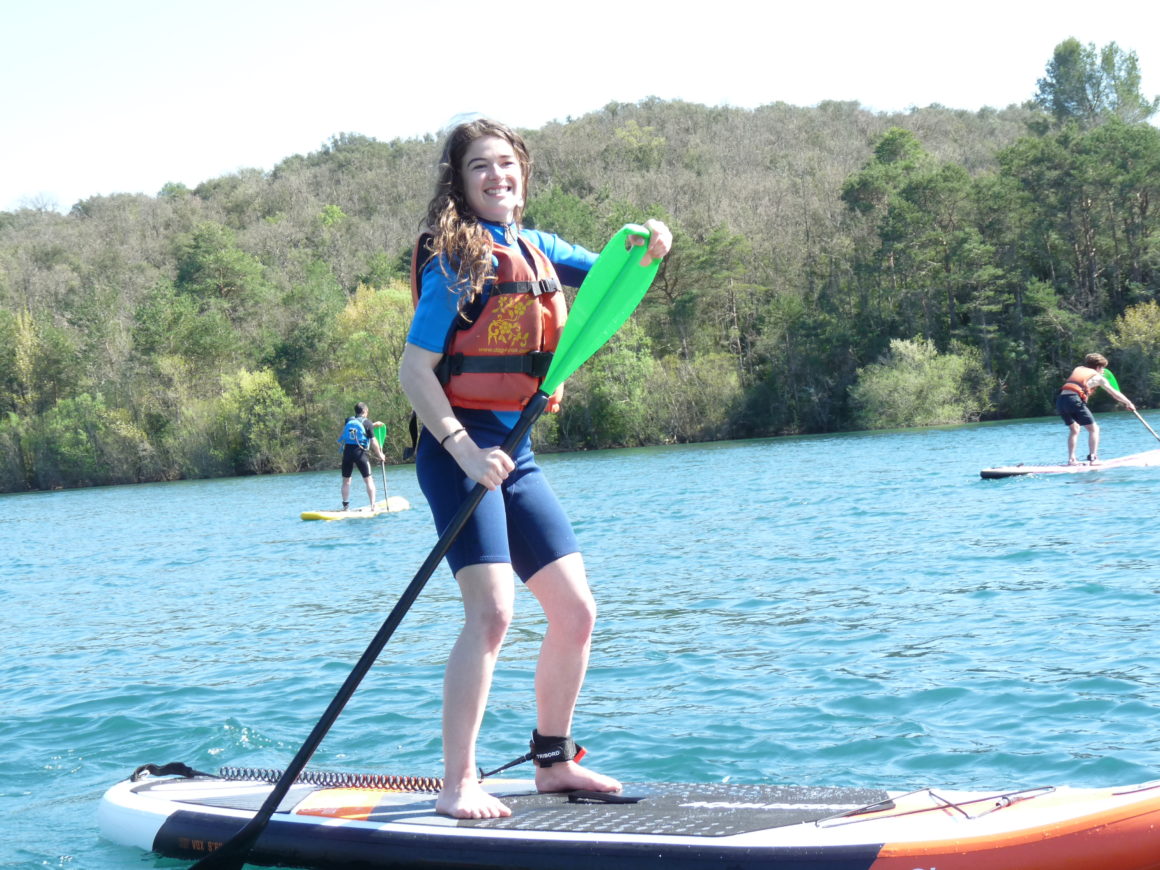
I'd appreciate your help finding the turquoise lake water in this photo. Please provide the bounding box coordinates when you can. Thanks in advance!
[4,414,1160,868]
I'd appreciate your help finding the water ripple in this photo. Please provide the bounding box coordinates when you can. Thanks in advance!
[4,416,1160,866]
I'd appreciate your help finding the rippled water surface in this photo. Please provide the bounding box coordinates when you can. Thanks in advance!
[4,414,1160,868]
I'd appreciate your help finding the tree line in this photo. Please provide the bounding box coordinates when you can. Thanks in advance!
[2,38,1158,493]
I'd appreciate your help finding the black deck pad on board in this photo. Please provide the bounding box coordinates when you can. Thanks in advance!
[456,783,892,837]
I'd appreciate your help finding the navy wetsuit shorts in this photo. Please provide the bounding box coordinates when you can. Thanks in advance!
[1056,391,1095,426]
[416,408,579,582]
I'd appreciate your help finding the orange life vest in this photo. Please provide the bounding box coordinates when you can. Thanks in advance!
[1060,366,1099,402]
[411,231,568,413]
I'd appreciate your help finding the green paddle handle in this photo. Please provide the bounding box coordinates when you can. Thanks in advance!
[372,422,389,508]
[1099,369,1159,442]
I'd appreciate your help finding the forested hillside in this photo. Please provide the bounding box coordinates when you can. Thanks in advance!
[3,39,1159,492]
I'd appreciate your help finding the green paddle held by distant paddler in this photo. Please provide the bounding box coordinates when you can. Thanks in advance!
[1104,369,1160,443]
[372,421,390,510]
[189,223,662,870]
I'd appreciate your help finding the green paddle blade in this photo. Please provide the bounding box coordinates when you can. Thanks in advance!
[372,422,386,444]
[541,224,660,395]
[1103,368,1120,392]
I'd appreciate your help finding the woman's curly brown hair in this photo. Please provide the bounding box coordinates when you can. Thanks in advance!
[422,117,532,306]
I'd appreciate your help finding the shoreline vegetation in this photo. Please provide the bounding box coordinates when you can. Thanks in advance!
[3,39,1159,493]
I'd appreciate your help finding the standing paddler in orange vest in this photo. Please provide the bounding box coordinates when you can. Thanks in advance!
[398,117,671,821]
[1056,353,1136,465]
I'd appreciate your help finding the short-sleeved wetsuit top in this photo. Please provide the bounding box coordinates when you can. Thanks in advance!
[407,222,597,580]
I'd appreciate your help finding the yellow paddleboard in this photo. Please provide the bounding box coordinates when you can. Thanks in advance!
[300,496,411,520]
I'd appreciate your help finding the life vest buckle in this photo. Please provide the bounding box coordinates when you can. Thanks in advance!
[434,353,466,385]
[526,351,553,378]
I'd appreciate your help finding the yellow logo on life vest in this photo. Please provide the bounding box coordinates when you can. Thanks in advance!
[485,295,532,350]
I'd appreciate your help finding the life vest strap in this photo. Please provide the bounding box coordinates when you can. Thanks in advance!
[435,350,554,383]
[402,411,418,462]
[493,278,560,297]
[1060,382,1089,401]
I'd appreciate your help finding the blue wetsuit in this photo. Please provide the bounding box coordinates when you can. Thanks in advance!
[407,222,597,581]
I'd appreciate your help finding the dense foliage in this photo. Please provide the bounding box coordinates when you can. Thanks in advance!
[3,40,1158,492]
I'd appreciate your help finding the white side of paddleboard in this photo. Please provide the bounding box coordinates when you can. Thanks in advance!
[99,773,1160,869]
[98,781,168,850]
[981,448,1160,479]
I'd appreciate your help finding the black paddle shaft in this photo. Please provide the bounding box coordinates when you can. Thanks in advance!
[190,392,549,870]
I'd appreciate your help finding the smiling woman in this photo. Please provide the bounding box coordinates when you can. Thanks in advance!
[399,116,672,821]
[461,136,526,224]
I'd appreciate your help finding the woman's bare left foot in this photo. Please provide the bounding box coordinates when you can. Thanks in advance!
[535,760,621,794]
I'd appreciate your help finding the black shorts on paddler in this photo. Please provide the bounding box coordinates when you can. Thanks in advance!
[1056,391,1095,427]
[341,445,372,479]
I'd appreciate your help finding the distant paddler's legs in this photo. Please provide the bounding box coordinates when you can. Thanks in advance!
[1066,422,1081,464]
[1084,421,1100,462]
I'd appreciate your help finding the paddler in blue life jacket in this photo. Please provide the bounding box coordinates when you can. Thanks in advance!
[1056,353,1136,465]
[338,402,386,509]
[399,117,671,821]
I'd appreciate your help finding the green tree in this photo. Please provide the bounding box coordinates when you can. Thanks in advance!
[6,308,84,415]
[646,352,741,442]
[997,120,1160,319]
[29,393,159,489]
[270,260,347,390]
[523,186,601,249]
[605,120,666,171]
[0,412,29,491]
[133,281,240,379]
[1034,38,1159,128]
[841,128,928,215]
[214,368,299,475]
[134,355,230,481]
[0,309,20,415]
[850,338,992,429]
[1109,300,1160,402]
[174,222,276,349]
[323,280,414,461]
[841,128,978,344]
[556,320,659,448]
[641,224,756,369]
[1084,120,1160,300]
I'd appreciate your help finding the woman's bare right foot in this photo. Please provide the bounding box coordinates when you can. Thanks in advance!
[435,780,512,819]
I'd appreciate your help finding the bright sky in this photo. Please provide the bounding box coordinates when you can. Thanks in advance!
[3,0,1158,213]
